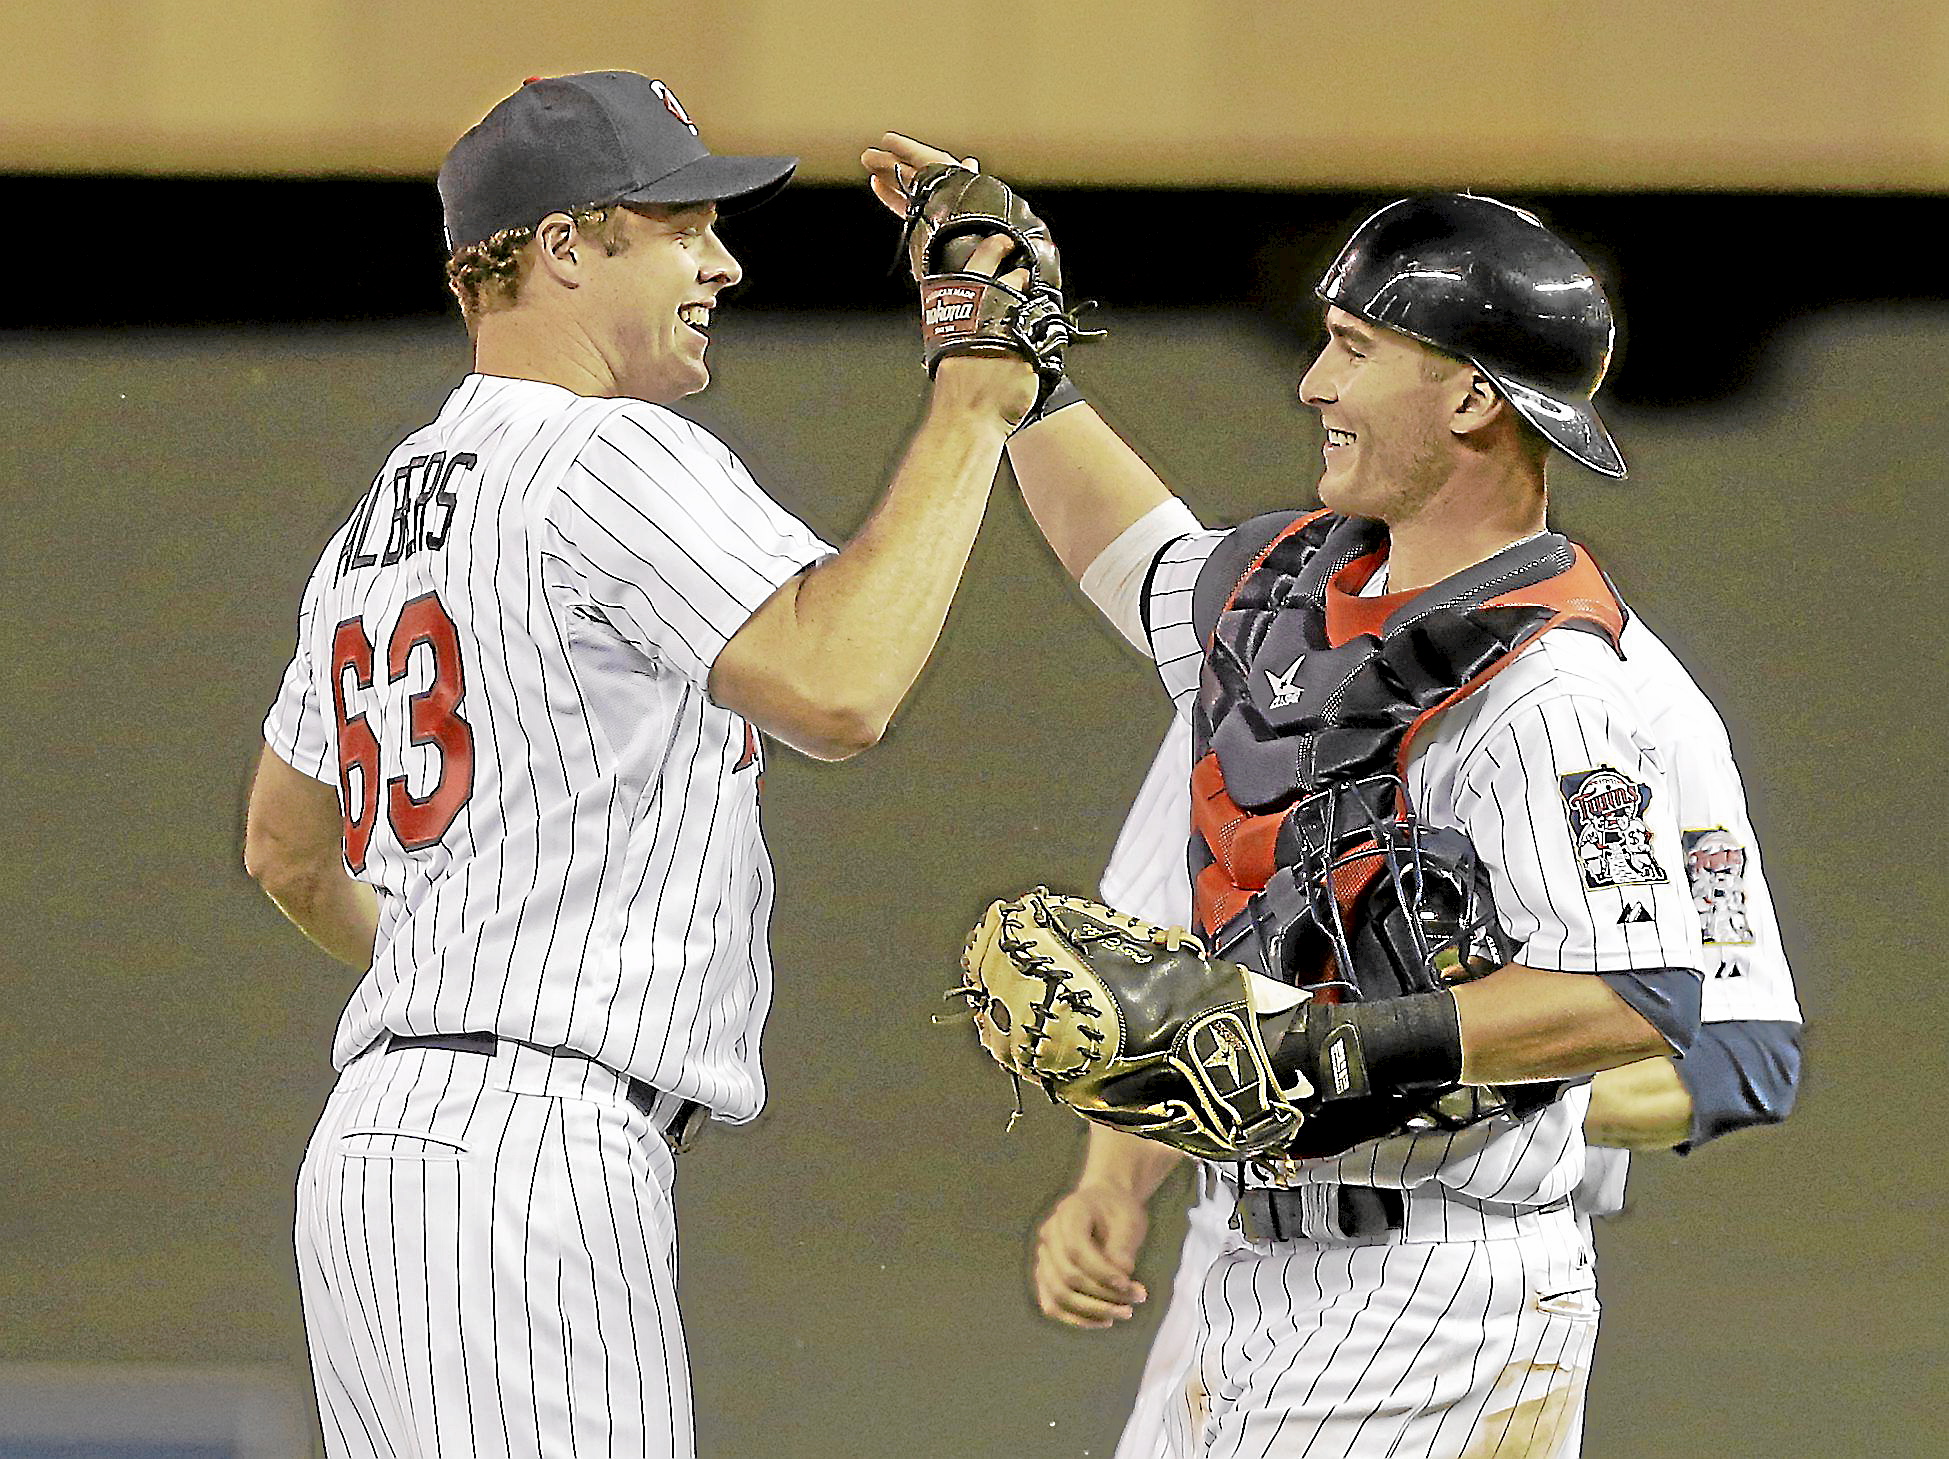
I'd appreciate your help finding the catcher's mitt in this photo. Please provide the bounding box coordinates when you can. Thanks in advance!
[953,888,1311,1161]
[898,163,1102,407]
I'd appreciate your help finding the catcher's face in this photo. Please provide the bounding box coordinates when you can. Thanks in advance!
[1299,308,1473,525]
[583,202,743,404]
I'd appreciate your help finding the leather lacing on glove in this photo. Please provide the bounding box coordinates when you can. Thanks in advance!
[941,890,1116,1129]
[893,162,1105,410]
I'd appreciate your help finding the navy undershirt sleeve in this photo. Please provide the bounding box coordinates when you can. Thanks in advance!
[1672,1019,1804,1154]
[1597,967,1703,1056]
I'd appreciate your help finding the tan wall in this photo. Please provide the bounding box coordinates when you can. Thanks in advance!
[6,0,1948,187]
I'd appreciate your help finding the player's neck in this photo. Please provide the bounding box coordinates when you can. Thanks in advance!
[470,314,621,399]
[1381,469,1548,595]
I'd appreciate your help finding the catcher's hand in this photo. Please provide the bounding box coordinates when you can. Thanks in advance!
[862,133,1101,409]
[953,888,1311,1161]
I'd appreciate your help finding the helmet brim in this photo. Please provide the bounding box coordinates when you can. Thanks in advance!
[1487,370,1628,480]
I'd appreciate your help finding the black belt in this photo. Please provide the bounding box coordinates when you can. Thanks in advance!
[1234,1185,1405,1244]
[385,1033,707,1154]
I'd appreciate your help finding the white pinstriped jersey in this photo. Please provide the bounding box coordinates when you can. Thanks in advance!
[264,374,833,1120]
[1138,531,1715,1213]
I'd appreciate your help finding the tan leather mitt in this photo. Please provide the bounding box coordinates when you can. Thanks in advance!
[953,888,1311,1161]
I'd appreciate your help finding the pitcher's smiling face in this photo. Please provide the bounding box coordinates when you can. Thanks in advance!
[1298,306,1473,525]
[589,201,743,403]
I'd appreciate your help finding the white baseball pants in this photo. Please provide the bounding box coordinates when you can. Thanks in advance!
[1136,1186,1597,1459]
[294,1041,693,1458]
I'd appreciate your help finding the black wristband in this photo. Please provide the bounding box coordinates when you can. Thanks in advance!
[1277,991,1464,1102]
[1011,374,1085,434]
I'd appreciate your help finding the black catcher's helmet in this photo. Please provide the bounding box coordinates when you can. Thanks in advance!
[1317,194,1626,479]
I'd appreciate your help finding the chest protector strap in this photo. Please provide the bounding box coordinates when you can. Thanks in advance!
[1187,512,1626,965]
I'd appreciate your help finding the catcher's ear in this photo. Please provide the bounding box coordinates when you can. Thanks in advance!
[1449,369,1510,441]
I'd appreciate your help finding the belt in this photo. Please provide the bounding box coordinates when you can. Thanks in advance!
[1234,1185,1405,1244]
[385,1033,708,1154]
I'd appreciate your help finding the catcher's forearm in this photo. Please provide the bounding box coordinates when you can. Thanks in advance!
[1004,403,1175,579]
[1267,991,1464,1103]
[1269,964,1673,1105]
[1583,1057,1693,1150]
[1451,964,1670,1085]
[1077,1122,1185,1200]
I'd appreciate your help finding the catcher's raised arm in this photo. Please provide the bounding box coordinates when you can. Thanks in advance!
[862,132,1180,580]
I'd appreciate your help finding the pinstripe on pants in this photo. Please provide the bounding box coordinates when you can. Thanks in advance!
[296,1044,692,1458]
[1172,1206,1597,1459]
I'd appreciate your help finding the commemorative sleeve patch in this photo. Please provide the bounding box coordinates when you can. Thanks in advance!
[1558,766,1670,890]
[1682,827,1754,945]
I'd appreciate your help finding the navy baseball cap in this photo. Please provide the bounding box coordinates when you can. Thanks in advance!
[438,71,798,250]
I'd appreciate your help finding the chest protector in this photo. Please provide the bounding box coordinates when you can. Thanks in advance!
[1188,511,1626,986]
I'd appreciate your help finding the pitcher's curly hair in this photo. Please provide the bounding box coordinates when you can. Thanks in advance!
[445,205,634,319]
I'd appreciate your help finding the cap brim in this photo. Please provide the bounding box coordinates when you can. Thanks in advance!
[1489,373,1628,480]
[616,154,798,213]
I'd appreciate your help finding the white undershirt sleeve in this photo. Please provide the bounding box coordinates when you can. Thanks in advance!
[1077,496,1204,651]
[1099,716,1196,925]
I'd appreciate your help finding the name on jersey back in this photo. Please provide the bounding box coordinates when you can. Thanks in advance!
[335,452,478,581]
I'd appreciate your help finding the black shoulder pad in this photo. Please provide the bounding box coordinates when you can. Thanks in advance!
[1191,511,1305,651]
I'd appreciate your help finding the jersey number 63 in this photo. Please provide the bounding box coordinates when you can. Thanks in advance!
[330,592,476,872]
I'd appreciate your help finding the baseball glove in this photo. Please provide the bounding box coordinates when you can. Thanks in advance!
[952,888,1311,1161]
[898,164,1101,408]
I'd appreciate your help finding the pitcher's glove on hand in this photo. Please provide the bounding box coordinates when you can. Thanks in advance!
[899,164,1102,412]
[952,888,1309,1161]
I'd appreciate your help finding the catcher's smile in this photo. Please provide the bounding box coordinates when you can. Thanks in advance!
[678,303,713,337]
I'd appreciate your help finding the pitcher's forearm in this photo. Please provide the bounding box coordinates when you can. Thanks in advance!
[790,400,1012,717]
[260,864,379,970]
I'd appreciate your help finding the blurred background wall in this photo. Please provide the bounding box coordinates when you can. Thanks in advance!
[3,4,1946,1457]
[5,0,1949,187]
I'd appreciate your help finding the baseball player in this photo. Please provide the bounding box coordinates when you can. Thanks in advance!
[867,136,1794,1456]
[1035,710,1801,1457]
[242,75,1039,1458]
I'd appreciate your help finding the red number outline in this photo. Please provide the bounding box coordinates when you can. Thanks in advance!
[386,593,477,850]
[329,619,381,872]
[329,594,475,868]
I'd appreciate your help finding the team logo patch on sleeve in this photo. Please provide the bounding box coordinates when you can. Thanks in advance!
[1559,766,1669,890]
[1683,827,1754,944]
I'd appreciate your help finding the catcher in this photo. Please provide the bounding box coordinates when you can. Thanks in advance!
[870,133,1715,1457]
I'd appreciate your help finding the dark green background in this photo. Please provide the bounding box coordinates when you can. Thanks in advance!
[3,305,1943,1456]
